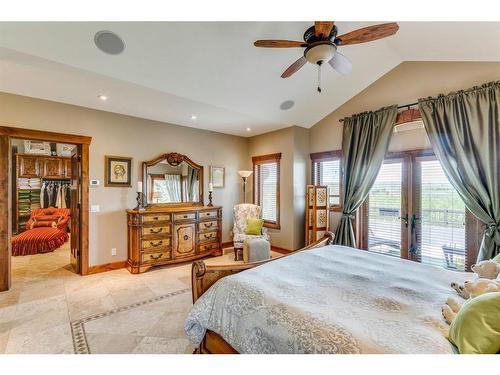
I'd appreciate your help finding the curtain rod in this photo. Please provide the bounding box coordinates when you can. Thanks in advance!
[339,102,419,123]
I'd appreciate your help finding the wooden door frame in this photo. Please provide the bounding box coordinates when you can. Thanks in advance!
[0,126,92,291]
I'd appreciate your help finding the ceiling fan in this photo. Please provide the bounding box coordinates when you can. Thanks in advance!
[254,21,399,92]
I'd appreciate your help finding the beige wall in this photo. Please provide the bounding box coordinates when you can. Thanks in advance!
[310,61,500,153]
[247,126,309,250]
[310,61,500,232]
[0,93,248,266]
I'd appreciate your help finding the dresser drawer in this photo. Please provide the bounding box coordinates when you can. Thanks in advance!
[143,213,171,223]
[200,210,218,220]
[174,212,196,221]
[198,242,219,253]
[199,220,218,231]
[141,225,171,237]
[141,251,171,264]
[142,238,171,250]
[199,231,218,242]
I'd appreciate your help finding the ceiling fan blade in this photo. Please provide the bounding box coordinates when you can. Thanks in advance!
[281,56,307,78]
[254,40,307,48]
[328,51,352,75]
[314,21,335,38]
[337,22,399,46]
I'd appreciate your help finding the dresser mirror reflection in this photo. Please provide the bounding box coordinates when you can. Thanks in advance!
[143,152,203,206]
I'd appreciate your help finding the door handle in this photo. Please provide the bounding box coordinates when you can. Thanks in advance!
[409,214,420,254]
[398,214,408,228]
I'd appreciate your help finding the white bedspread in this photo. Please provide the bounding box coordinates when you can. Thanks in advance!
[185,245,470,353]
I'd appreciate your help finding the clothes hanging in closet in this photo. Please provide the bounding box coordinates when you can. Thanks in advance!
[40,181,71,209]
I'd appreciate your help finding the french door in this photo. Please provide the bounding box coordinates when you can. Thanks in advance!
[361,151,477,271]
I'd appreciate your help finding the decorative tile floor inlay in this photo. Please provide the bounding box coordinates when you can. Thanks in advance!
[71,288,191,354]
[1,241,280,354]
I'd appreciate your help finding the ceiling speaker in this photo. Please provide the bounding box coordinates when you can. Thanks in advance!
[94,30,125,55]
[280,100,295,110]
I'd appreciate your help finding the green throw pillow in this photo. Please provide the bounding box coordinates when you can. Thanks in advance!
[449,292,500,354]
[245,219,264,235]
[493,253,500,263]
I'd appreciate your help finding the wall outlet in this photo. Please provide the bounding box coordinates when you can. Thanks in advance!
[90,205,100,213]
[111,248,117,256]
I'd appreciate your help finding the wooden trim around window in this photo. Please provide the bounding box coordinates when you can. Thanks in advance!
[251,153,282,164]
[310,150,343,161]
[252,153,281,230]
[310,150,343,212]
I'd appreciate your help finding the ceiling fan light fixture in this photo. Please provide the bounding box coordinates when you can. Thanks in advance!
[305,43,336,65]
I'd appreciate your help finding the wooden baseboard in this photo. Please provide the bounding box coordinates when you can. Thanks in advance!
[88,260,127,275]
[222,241,233,249]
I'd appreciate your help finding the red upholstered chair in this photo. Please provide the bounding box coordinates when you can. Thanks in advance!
[26,207,71,232]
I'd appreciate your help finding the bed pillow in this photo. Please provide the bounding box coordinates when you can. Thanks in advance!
[245,219,264,235]
[31,220,57,229]
[448,292,500,354]
[493,253,500,263]
[34,215,63,223]
[44,207,58,215]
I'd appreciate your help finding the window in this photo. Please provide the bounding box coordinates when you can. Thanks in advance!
[311,151,342,210]
[360,150,480,272]
[252,153,281,229]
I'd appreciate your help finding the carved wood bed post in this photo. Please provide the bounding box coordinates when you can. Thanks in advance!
[191,231,335,303]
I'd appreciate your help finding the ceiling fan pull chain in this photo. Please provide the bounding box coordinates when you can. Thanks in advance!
[317,63,322,93]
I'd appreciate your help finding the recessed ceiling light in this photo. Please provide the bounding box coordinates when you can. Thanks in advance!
[98,95,108,101]
[246,128,252,132]
[94,30,125,55]
[280,100,295,110]
[190,115,197,120]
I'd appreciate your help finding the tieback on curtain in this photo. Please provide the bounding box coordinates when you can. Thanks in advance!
[485,222,500,245]
[341,213,355,220]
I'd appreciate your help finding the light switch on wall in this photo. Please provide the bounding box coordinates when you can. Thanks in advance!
[111,248,117,256]
[90,205,100,213]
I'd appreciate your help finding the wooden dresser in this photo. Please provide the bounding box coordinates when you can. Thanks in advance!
[126,205,222,273]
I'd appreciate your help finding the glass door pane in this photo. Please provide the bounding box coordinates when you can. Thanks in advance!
[413,158,467,270]
[367,161,404,257]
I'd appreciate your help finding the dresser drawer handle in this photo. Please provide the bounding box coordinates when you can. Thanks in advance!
[183,215,188,219]
[153,217,159,220]
[183,235,189,241]
[149,253,163,260]
[205,222,213,228]
[150,240,163,247]
[149,228,163,234]
[204,234,212,239]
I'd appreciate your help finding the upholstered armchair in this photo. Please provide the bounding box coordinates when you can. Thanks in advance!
[233,203,270,253]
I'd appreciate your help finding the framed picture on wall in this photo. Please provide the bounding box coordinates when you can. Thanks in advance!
[210,166,225,188]
[105,156,132,187]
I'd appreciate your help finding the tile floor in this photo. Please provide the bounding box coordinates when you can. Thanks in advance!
[0,241,280,354]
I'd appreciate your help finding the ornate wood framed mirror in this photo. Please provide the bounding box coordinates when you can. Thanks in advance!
[142,152,204,207]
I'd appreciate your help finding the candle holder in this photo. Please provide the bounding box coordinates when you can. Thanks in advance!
[134,192,144,210]
[207,191,213,207]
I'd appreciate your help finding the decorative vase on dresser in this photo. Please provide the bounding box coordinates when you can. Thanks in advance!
[126,152,223,274]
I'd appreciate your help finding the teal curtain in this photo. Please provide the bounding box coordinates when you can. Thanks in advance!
[418,81,500,262]
[335,105,397,247]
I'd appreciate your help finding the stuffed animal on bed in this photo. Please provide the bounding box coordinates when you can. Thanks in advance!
[450,259,500,299]
[442,276,500,324]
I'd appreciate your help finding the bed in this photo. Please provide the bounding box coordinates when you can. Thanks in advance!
[185,233,471,354]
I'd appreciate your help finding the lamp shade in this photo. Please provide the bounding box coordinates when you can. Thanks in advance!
[238,170,253,178]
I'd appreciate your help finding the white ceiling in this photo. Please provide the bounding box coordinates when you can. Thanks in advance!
[0,22,499,137]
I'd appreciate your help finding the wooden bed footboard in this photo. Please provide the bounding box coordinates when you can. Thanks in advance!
[190,232,335,354]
